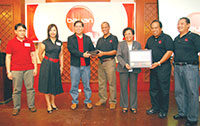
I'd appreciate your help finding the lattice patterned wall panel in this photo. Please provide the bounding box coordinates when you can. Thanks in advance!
[143,2,158,82]
[0,5,13,52]
[90,56,99,83]
[62,42,99,84]
[61,42,71,83]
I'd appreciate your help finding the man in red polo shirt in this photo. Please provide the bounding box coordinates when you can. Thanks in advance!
[5,23,37,116]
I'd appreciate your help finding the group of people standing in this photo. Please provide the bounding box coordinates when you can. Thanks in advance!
[145,18,200,126]
[5,17,199,126]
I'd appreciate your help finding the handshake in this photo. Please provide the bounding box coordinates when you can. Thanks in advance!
[88,50,100,56]
[83,50,100,58]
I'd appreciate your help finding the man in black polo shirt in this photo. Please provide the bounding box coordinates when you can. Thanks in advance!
[95,22,118,109]
[145,20,173,118]
[173,17,200,126]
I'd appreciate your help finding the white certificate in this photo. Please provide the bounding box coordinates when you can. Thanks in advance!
[129,50,152,68]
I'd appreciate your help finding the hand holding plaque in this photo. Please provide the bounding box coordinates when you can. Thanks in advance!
[129,50,152,68]
[88,50,99,56]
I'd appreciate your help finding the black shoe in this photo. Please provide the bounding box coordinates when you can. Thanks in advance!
[173,114,186,120]
[185,120,198,126]
[146,108,159,115]
[122,108,128,113]
[52,106,58,111]
[158,112,167,118]
[47,109,53,114]
[130,108,137,114]
[51,105,58,110]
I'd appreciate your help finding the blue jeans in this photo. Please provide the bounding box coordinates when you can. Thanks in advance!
[174,64,199,122]
[70,65,92,104]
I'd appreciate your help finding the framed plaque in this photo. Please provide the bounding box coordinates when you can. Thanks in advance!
[88,50,99,56]
[129,50,152,68]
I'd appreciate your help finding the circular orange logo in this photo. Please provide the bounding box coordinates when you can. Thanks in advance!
[66,5,94,33]
[188,12,200,34]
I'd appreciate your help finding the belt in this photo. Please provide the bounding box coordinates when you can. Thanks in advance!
[102,57,114,62]
[174,61,198,66]
[44,56,59,63]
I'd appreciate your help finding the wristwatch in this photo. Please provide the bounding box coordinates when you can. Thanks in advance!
[7,71,11,74]
[157,61,161,66]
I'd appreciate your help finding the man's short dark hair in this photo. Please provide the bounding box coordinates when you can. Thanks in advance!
[123,27,135,37]
[101,21,110,27]
[150,20,163,28]
[14,23,26,30]
[74,20,84,27]
[179,17,190,24]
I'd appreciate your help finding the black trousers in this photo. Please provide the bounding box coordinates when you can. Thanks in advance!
[149,62,171,113]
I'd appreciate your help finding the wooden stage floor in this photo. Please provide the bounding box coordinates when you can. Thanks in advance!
[0,91,199,126]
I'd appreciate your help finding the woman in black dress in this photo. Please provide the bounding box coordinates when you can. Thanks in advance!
[38,24,64,113]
